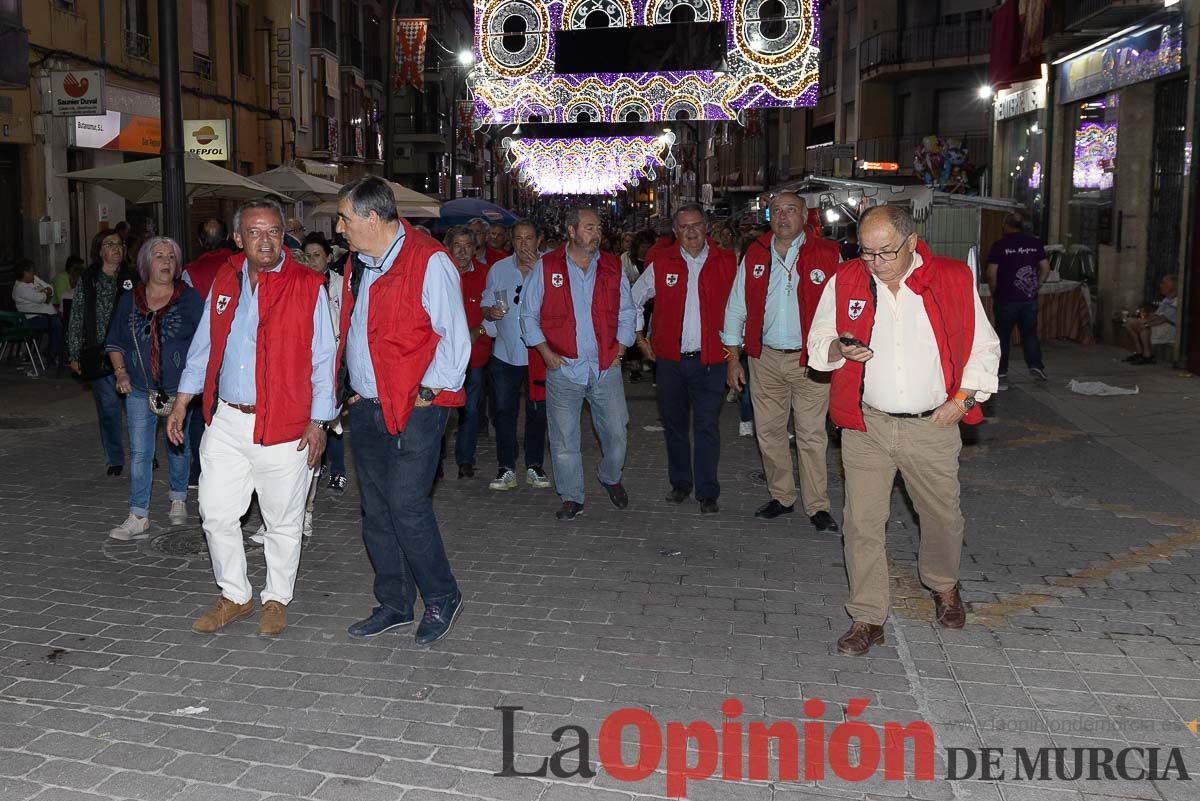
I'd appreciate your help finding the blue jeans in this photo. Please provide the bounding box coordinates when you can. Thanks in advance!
[126,389,190,516]
[325,430,346,475]
[490,356,546,470]
[454,366,485,466]
[545,366,628,504]
[656,356,726,500]
[93,374,125,467]
[350,400,459,615]
[994,300,1044,374]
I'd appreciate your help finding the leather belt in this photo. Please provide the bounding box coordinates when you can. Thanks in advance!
[767,347,803,354]
[868,405,936,420]
[679,351,701,359]
[222,399,256,414]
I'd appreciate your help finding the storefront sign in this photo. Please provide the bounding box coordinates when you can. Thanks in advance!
[1058,18,1184,105]
[995,82,1046,121]
[858,161,900,172]
[73,111,160,153]
[50,70,105,116]
[184,119,229,160]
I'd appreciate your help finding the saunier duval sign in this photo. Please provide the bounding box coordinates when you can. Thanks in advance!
[184,120,229,161]
[51,70,105,117]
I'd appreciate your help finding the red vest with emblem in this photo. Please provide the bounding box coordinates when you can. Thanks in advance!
[538,247,623,368]
[649,241,737,365]
[828,240,985,432]
[336,220,466,436]
[742,233,840,365]
[461,259,493,369]
[200,251,325,446]
[183,247,235,302]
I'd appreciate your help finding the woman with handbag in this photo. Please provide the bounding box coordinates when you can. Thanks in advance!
[68,229,138,475]
[104,237,203,540]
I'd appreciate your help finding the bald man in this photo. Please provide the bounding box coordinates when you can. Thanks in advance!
[722,192,841,533]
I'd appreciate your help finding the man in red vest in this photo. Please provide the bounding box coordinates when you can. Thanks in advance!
[722,192,841,532]
[167,199,338,638]
[807,205,999,657]
[520,206,636,521]
[632,204,736,514]
[334,176,470,646]
[443,225,492,478]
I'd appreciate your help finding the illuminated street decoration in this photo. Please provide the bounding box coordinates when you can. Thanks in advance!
[471,0,819,123]
[505,133,676,195]
[1073,122,1117,190]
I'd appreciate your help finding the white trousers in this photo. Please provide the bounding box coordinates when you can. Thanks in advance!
[198,403,312,606]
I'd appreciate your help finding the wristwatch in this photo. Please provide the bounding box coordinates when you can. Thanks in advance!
[953,391,977,411]
[418,386,437,402]
[310,419,331,431]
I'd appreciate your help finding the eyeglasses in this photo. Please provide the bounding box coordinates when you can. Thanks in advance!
[859,238,911,263]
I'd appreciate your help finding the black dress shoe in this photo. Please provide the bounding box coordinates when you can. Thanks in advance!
[347,606,414,638]
[153,457,159,470]
[810,511,840,533]
[556,501,584,520]
[457,464,475,479]
[107,465,123,477]
[665,486,691,504]
[415,593,464,646]
[599,480,629,509]
[699,498,719,515]
[754,499,794,519]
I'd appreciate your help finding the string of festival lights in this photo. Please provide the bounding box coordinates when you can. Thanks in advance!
[504,133,677,196]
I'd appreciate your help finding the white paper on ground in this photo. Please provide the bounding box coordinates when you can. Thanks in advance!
[1067,379,1139,396]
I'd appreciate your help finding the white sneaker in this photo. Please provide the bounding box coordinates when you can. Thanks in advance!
[725,389,737,403]
[739,420,754,437]
[249,524,266,545]
[526,466,552,489]
[489,468,517,490]
[303,511,313,538]
[168,500,187,526]
[109,514,150,541]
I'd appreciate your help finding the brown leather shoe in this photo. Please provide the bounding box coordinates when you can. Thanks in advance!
[258,600,288,637]
[932,583,966,629]
[836,622,885,656]
[192,596,255,634]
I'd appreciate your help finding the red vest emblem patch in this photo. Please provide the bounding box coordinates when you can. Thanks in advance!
[551,272,564,288]
[216,294,232,314]
[848,298,867,321]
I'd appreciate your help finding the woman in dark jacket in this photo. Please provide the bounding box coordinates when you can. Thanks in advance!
[68,229,139,475]
[104,237,203,540]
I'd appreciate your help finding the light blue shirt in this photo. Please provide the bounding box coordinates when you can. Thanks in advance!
[346,225,470,398]
[481,254,533,367]
[631,244,708,353]
[721,234,806,351]
[520,250,636,386]
[178,257,338,420]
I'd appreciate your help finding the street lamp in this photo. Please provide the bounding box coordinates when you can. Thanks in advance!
[458,50,475,66]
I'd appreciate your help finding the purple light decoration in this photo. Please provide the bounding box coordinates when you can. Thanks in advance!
[471,0,820,123]
[1073,121,1117,190]
[1028,161,1042,190]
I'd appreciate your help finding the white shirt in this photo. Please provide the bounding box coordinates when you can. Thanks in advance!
[12,277,57,316]
[807,253,1000,414]
[631,245,707,354]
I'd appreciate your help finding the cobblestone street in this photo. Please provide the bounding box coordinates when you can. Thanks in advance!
[2,342,1199,801]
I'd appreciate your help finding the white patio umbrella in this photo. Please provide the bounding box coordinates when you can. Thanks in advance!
[313,181,442,219]
[249,164,343,203]
[60,153,294,204]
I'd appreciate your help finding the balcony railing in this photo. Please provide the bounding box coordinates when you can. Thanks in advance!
[124,29,151,61]
[341,38,364,70]
[393,114,445,137]
[312,115,336,154]
[193,53,213,81]
[310,12,337,54]
[859,21,991,74]
[819,57,837,97]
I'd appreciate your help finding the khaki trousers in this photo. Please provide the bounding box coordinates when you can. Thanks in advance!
[748,347,830,515]
[842,405,964,625]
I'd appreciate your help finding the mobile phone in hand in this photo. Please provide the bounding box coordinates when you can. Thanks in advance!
[839,336,868,348]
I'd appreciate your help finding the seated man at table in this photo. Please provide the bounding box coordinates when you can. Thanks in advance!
[987,213,1049,391]
[1124,275,1179,365]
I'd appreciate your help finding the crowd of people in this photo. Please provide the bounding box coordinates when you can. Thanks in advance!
[32,176,1190,657]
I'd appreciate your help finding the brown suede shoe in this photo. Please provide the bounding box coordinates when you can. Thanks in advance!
[258,600,288,637]
[192,596,255,634]
[836,622,885,656]
[932,583,966,629]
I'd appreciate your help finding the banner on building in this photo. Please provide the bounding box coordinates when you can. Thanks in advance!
[355,126,365,159]
[51,70,105,116]
[1019,0,1045,65]
[183,119,229,161]
[394,18,428,92]
[327,117,339,156]
[458,101,475,148]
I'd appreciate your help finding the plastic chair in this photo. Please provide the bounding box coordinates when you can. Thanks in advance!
[0,311,46,376]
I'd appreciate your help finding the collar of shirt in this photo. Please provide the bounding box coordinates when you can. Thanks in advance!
[356,225,406,272]
[681,244,709,269]
[771,233,805,272]
[565,250,599,273]
[241,255,285,282]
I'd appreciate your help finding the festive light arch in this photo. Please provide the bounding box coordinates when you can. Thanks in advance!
[504,133,677,195]
[472,0,819,123]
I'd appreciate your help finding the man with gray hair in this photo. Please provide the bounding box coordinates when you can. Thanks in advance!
[334,175,470,646]
[168,198,338,638]
[521,206,636,520]
[807,204,999,656]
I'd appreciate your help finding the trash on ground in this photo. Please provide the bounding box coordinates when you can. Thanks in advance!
[1067,379,1138,396]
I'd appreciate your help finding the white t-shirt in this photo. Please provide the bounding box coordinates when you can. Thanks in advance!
[12,276,57,316]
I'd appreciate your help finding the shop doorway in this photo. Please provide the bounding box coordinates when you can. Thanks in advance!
[1146,78,1187,302]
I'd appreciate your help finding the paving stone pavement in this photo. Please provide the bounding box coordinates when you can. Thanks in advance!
[2,342,1199,801]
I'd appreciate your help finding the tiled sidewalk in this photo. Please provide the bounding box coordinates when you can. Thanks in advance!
[1,341,1198,801]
